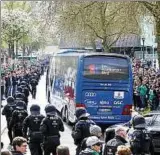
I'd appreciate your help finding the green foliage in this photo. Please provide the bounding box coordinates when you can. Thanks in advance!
[57,2,141,51]
[1,1,55,57]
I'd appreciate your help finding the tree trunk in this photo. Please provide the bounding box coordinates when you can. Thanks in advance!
[91,40,96,52]
[8,42,11,57]
[102,40,111,52]
[16,40,18,58]
[156,18,160,68]
[11,41,15,59]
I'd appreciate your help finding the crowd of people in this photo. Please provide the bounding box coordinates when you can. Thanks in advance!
[133,58,160,111]
[1,99,151,155]
[0,57,156,155]
[1,62,45,102]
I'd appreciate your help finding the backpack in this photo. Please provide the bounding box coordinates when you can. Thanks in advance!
[29,115,44,142]
[130,129,151,154]
[72,120,95,145]
[15,110,27,129]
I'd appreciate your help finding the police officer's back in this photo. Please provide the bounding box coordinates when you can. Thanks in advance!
[23,104,45,155]
[2,96,16,124]
[14,92,25,102]
[128,115,152,155]
[2,96,16,144]
[10,101,28,138]
[14,92,27,108]
[72,108,95,155]
[30,76,38,87]
[30,76,38,99]
[40,104,64,155]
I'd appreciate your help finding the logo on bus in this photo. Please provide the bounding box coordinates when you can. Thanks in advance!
[113,101,123,105]
[99,100,109,105]
[85,92,96,97]
[114,91,124,99]
[84,99,97,105]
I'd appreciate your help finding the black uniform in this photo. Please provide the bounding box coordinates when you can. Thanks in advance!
[20,81,31,92]
[72,108,95,155]
[12,75,17,96]
[128,115,152,155]
[5,76,10,98]
[2,97,16,143]
[14,92,27,108]
[40,104,64,155]
[10,101,28,138]
[23,104,45,155]
[30,78,38,99]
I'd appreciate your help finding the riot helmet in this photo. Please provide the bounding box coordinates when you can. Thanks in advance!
[30,104,40,115]
[45,104,56,115]
[7,96,15,105]
[132,115,146,129]
[15,92,25,100]
[75,107,90,119]
[21,81,27,86]
[17,86,23,93]
[16,101,26,110]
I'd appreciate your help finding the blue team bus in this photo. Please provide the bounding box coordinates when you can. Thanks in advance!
[46,49,133,124]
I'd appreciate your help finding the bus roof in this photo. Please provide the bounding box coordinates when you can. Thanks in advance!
[55,50,130,60]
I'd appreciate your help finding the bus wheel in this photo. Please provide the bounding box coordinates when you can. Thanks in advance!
[61,107,66,122]
[65,108,72,125]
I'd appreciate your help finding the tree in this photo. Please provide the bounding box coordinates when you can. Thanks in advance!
[1,8,31,58]
[57,2,140,51]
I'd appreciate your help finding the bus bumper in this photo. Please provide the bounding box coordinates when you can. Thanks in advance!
[89,115,131,124]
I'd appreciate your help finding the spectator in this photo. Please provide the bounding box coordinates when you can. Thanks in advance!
[138,80,148,111]
[80,125,102,152]
[149,84,159,110]
[1,74,5,101]
[56,146,70,155]
[1,150,12,155]
[79,136,103,155]
[116,145,132,155]
[11,137,27,155]
[104,127,128,155]
[133,79,141,111]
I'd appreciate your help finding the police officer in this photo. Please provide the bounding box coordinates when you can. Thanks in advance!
[2,96,16,144]
[20,81,31,91]
[72,108,95,155]
[40,104,64,155]
[14,92,27,108]
[17,86,23,94]
[30,77,38,99]
[23,104,45,155]
[11,72,18,96]
[128,115,152,155]
[10,101,28,138]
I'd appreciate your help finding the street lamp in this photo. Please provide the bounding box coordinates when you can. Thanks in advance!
[142,37,145,60]
[142,37,145,75]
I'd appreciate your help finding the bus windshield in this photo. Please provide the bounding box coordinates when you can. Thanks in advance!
[83,56,129,80]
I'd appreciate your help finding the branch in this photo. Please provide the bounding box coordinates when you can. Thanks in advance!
[139,1,157,17]
[85,23,103,40]
[109,26,126,47]
[140,1,156,8]
[71,2,96,18]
